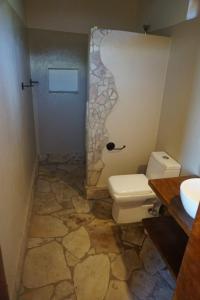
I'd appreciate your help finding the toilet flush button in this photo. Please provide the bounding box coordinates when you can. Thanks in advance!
[162,156,169,159]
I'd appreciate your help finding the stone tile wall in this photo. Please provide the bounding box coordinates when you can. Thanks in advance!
[86,28,119,187]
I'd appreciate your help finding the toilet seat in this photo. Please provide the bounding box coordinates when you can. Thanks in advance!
[108,174,155,202]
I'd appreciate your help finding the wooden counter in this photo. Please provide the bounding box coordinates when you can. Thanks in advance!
[142,176,200,299]
[149,176,195,236]
[174,205,200,300]
[142,176,196,278]
[143,216,188,278]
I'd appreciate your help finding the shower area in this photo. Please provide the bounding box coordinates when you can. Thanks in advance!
[29,27,171,199]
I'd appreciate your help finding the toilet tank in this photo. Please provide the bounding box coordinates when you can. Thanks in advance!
[146,152,181,179]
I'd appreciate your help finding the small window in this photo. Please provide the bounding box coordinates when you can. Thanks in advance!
[49,68,79,93]
[187,0,199,20]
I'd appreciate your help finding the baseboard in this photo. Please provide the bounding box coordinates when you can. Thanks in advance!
[85,185,110,200]
[12,157,38,300]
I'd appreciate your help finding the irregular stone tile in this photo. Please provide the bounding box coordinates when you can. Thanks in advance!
[108,253,117,262]
[53,210,94,231]
[140,237,166,274]
[65,251,80,267]
[52,281,74,300]
[52,182,78,203]
[56,237,63,242]
[61,200,74,210]
[65,295,76,300]
[33,193,62,215]
[86,219,121,254]
[19,285,54,300]
[92,199,112,219]
[57,163,72,171]
[36,179,51,193]
[88,248,95,255]
[152,276,174,300]
[19,285,25,295]
[120,224,145,247]
[74,254,110,300]
[52,182,67,200]
[72,196,92,213]
[105,280,132,300]
[30,215,69,238]
[27,238,44,249]
[23,241,71,288]
[48,154,67,163]
[130,270,159,299]
[39,165,57,175]
[38,174,59,183]
[27,237,54,249]
[111,249,142,280]
[159,269,176,289]
[63,227,90,259]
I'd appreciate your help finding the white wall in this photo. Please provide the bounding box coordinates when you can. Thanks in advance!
[96,31,170,187]
[137,0,189,32]
[156,18,200,176]
[0,1,36,298]
[24,0,140,34]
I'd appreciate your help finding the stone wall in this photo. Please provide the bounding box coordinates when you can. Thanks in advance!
[86,28,119,188]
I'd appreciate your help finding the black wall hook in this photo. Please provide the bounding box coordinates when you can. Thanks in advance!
[21,82,33,90]
[30,78,39,86]
[22,78,39,90]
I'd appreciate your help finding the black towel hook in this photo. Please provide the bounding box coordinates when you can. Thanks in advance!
[106,142,126,151]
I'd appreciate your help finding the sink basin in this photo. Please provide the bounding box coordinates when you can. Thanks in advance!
[180,178,200,219]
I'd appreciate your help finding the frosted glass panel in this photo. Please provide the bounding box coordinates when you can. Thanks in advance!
[49,68,79,92]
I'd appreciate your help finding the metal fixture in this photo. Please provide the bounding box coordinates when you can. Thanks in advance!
[143,24,150,34]
[106,142,126,151]
[30,78,39,86]
[21,78,39,90]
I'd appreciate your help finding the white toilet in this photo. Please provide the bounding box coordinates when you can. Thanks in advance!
[108,151,181,223]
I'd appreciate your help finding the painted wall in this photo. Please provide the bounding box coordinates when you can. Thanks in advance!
[87,29,170,188]
[7,0,25,21]
[156,18,200,176]
[137,0,189,32]
[28,29,88,161]
[0,1,36,299]
[24,0,140,34]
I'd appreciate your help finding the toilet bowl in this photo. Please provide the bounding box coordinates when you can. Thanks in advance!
[108,152,181,223]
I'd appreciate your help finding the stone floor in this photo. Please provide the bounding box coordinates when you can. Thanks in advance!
[19,163,175,300]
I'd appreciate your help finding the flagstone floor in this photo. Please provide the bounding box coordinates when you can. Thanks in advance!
[18,163,175,300]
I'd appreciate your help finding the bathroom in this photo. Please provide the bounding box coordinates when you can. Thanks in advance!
[1,0,200,299]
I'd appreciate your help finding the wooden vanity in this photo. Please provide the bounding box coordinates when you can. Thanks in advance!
[143,176,200,300]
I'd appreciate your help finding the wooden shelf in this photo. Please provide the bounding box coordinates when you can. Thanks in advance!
[168,196,193,236]
[149,176,196,236]
[143,216,188,278]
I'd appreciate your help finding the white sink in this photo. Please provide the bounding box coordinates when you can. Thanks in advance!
[180,178,200,219]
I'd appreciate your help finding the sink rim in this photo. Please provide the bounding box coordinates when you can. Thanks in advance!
[180,178,200,219]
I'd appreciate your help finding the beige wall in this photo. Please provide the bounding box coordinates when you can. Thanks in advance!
[0,1,36,299]
[156,18,200,176]
[24,0,140,34]
[86,29,170,188]
[97,31,170,186]
[137,0,189,32]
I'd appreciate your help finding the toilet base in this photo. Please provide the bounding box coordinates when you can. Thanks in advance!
[112,202,156,224]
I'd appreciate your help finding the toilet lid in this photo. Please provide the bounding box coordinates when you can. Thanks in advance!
[108,174,154,197]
